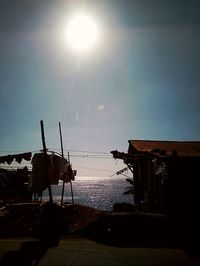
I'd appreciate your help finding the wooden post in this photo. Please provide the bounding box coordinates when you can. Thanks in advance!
[40,120,53,204]
[68,152,75,205]
[59,122,65,207]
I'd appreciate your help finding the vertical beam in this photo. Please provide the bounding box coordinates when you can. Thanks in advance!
[40,120,53,204]
[59,122,65,207]
[68,152,74,205]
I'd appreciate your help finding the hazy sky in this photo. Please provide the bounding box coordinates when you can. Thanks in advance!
[0,0,200,176]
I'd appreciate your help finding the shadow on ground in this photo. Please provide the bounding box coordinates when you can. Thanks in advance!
[83,212,200,258]
[0,202,63,265]
[0,240,49,266]
[1,203,199,262]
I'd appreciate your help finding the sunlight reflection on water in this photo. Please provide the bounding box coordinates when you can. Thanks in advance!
[42,176,134,211]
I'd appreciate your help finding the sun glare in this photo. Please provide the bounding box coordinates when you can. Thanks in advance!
[66,14,98,52]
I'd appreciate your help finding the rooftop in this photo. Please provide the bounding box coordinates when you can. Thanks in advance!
[128,140,200,157]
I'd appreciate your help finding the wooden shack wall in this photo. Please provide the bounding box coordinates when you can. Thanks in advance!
[133,156,200,214]
[164,156,200,218]
[133,158,161,212]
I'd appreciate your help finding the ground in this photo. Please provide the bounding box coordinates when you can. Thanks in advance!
[0,237,200,266]
[0,203,200,265]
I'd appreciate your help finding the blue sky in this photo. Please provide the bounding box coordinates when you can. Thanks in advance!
[0,0,200,176]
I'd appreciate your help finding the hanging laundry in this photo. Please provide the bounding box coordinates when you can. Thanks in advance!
[68,164,76,181]
[50,154,64,185]
[0,156,6,164]
[30,153,47,194]
[22,152,32,161]
[50,155,74,184]
[6,155,14,164]
[0,152,32,164]
[15,154,23,164]
[60,162,76,183]
[60,157,69,179]
[30,153,60,194]
[0,155,14,164]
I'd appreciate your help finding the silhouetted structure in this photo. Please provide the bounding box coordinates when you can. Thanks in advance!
[111,140,200,253]
[0,167,32,203]
[111,140,200,213]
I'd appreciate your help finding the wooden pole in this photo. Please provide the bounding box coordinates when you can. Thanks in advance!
[40,120,53,204]
[68,152,75,205]
[59,122,65,207]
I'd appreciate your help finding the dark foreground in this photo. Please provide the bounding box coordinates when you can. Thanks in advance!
[0,237,200,266]
[0,203,200,265]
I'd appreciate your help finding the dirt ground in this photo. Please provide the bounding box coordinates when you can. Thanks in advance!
[0,237,200,266]
[0,203,199,265]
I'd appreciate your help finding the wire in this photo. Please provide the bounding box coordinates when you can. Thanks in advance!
[0,149,112,156]
[68,155,112,159]
[48,148,111,155]
[0,149,40,154]
[73,165,114,172]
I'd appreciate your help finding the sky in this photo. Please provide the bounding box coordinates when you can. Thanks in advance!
[0,0,200,176]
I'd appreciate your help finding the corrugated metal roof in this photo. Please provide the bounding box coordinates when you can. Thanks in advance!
[128,140,200,157]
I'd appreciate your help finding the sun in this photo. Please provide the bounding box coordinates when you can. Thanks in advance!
[66,14,98,52]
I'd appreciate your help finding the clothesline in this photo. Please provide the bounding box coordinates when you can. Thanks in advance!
[0,152,32,164]
[0,151,76,195]
[30,152,75,194]
[0,150,68,165]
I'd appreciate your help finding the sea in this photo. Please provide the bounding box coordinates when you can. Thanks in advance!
[42,176,134,211]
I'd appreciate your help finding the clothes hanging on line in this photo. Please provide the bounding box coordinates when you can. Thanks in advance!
[30,153,75,194]
[30,153,48,194]
[30,153,61,194]
[51,154,66,184]
[51,154,75,183]
[0,152,32,164]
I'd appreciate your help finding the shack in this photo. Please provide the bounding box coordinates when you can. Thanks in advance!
[111,140,200,216]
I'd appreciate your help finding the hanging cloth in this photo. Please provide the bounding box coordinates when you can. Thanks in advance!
[60,162,75,183]
[50,154,63,185]
[0,152,32,164]
[30,153,47,194]
[30,153,60,194]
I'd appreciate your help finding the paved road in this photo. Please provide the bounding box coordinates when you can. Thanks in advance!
[0,237,199,266]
